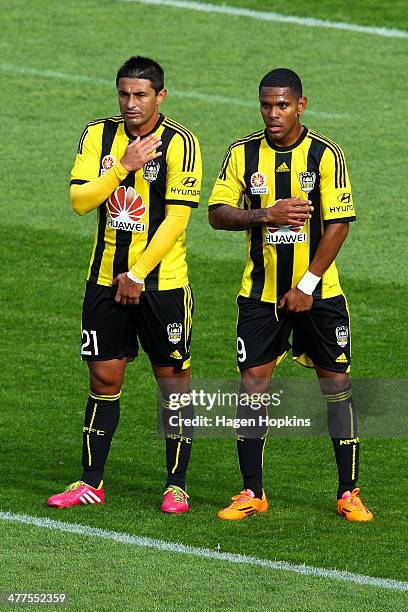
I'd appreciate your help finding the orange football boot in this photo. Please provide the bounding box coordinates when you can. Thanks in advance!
[218,488,268,520]
[337,488,373,522]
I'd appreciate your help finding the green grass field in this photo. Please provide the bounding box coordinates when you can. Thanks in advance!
[1,0,407,609]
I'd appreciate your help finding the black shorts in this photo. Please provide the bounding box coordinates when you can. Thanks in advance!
[236,294,351,373]
[81,281,193,369]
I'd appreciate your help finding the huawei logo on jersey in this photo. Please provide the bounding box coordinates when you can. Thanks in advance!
[107,186,146,232]
[265,224,307,244]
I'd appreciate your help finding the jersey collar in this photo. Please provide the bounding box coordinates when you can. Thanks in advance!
[264,125,308,152]
[124,113,165,141]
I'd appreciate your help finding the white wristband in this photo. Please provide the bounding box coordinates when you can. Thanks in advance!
[297,270,321,295]
[127,271,144,284]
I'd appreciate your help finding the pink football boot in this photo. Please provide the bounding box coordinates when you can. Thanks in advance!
[48,481,105,508]
[161,485,189,513]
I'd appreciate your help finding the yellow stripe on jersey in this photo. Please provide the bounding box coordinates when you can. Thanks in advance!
[163,120,202,207]
[240,223,256,298]
[77,116,123,154]
[130,205,191,281]
[258,140,277,301]
[219,130,264,180]
[126,164,151,275]
[309,130,347,189]
[87,209,100,280]
[97,214,117,284]
[162,117,198,172]
[290,137,313,288]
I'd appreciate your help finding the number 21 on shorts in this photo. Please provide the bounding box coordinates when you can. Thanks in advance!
[81,329,99,356]
[237,336,247,363]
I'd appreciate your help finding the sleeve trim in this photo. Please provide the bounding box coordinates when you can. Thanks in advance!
[324,217,356,225]
[166,199,198,209]
[208,203,226,211]
[208,203,239,211]
[70,179,89,186]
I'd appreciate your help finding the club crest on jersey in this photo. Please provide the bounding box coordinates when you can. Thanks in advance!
[143,159,160,183]
[299,171,316,193]
[265,224,308,244]
[250,172,268,195]
[167,322,182,345]
[107,186,146,232]
[335,326,349,348]
[101,155,115,174]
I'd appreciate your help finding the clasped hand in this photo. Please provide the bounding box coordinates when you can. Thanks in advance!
[278,287,313,313]
[111,273,143,305]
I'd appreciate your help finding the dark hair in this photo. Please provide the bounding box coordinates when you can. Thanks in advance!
[259,68,302,98]
[116,56,164,93]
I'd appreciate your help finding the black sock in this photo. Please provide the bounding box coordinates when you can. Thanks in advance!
[324,385,359,499]
[237,437,265,499]
[162,398,194,490]
[332,438,360,499]
[234,392,268,499]
[165,437,192,490]
[81,392,120,488]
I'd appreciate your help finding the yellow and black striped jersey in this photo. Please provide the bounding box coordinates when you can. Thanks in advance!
[208,127,355,303]
[71,114,202,290]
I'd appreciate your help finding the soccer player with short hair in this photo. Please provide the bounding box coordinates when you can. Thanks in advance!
[48,56,202,513]
[208,68,373,522]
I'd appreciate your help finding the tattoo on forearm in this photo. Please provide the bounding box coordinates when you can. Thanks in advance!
[210,206,268,231]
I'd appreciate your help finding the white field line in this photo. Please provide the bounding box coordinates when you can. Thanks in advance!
[122,0,408,39]
[0,62,347,119]
[1,511,408,593]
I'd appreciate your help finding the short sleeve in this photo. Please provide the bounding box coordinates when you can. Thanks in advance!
[165,132,202,208]
[208,145,245,209]
[70,123,104,185]
[320,146,356,223]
